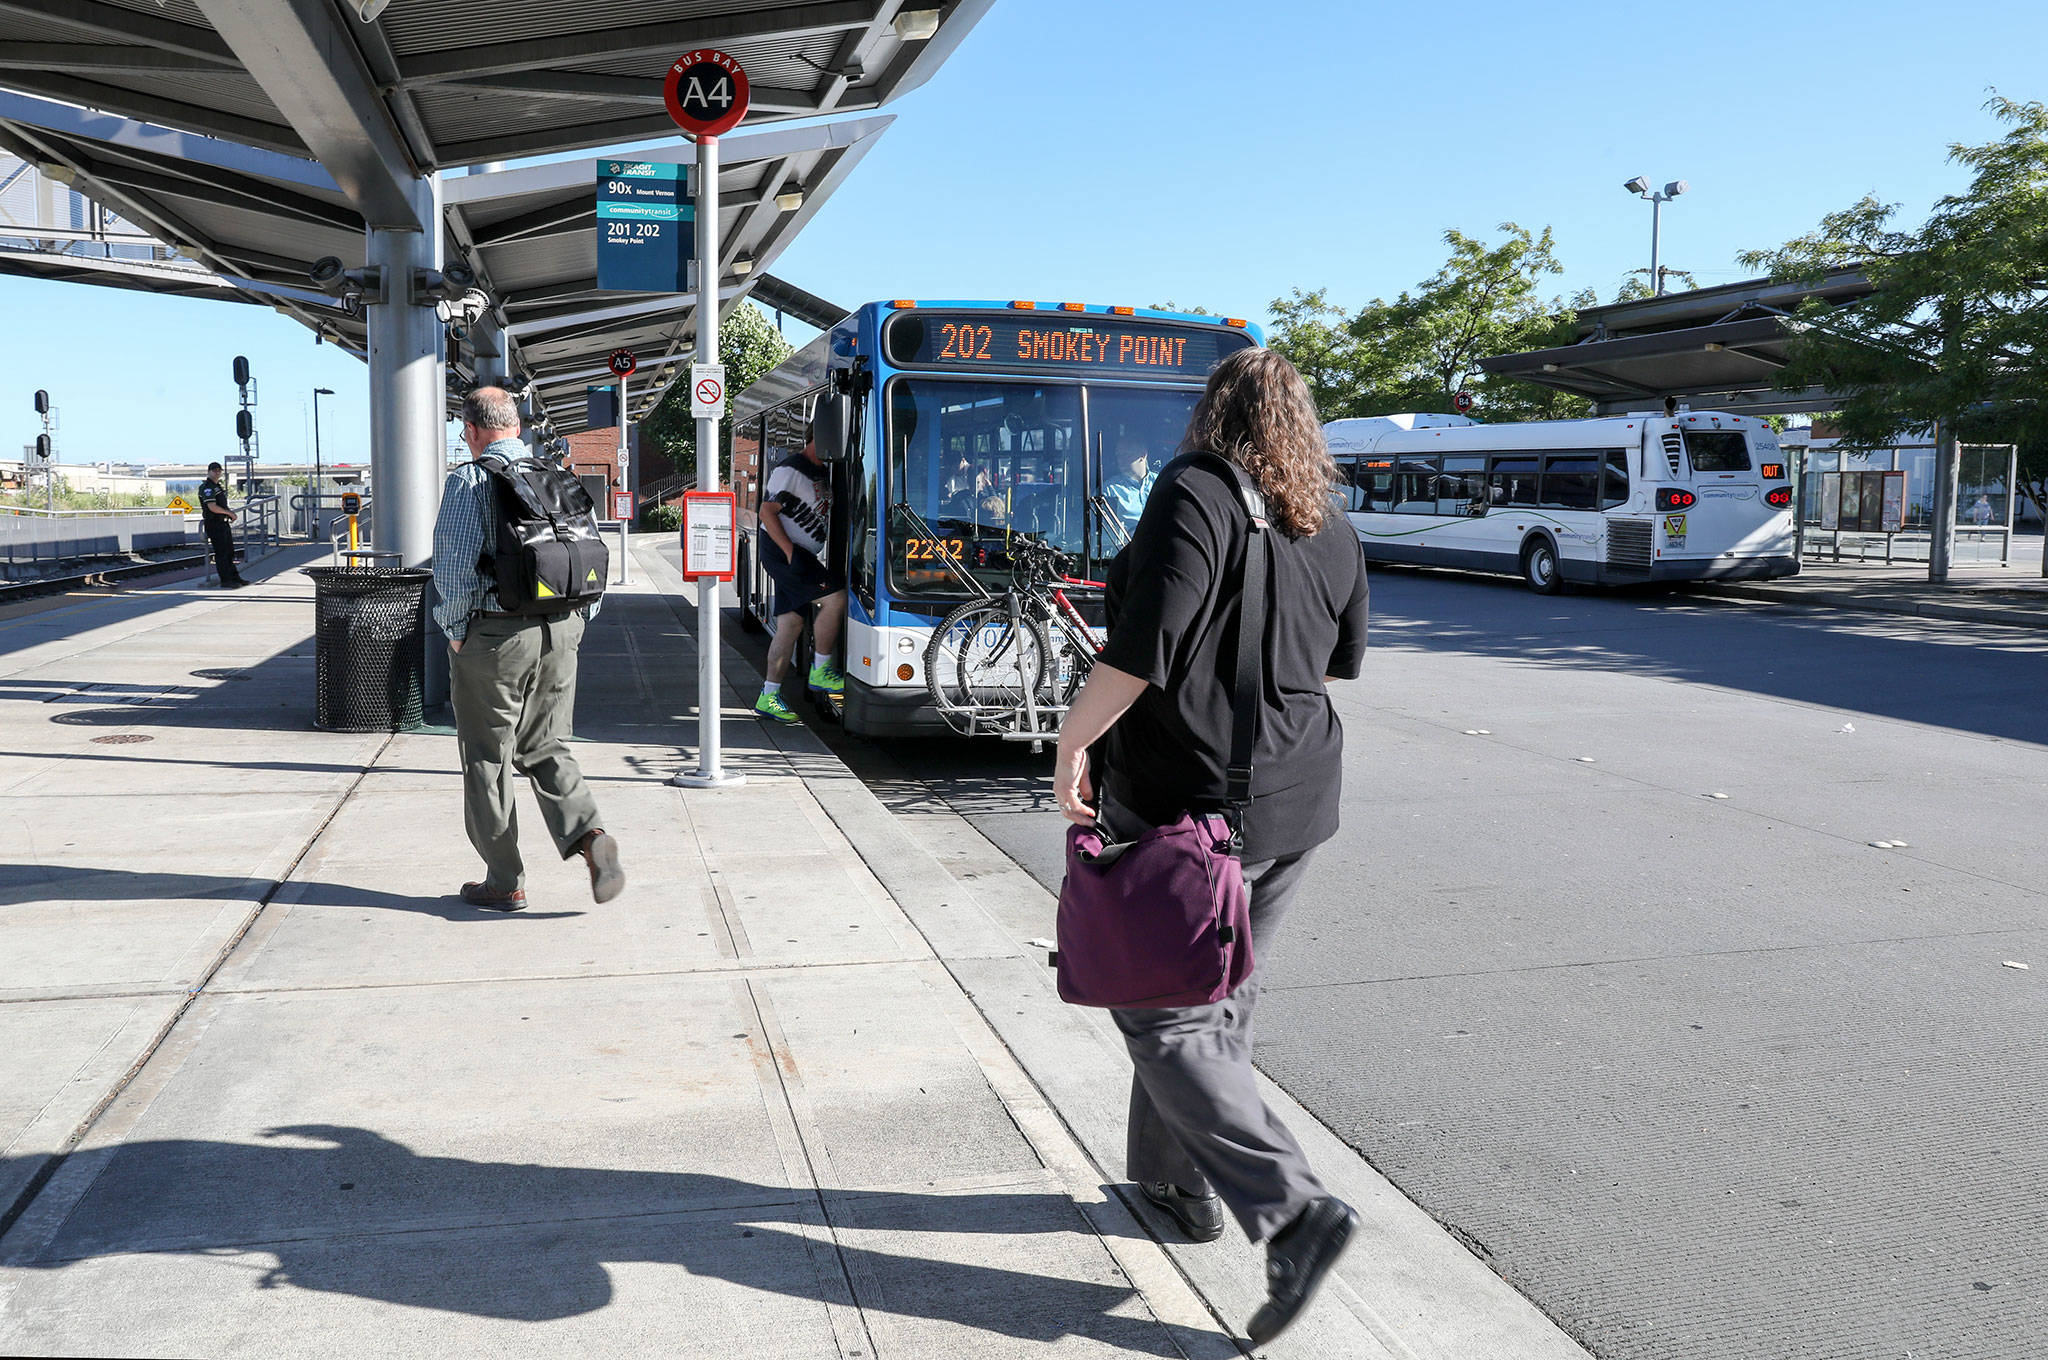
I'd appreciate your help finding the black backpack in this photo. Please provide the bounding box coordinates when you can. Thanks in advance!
[475,452,610,616]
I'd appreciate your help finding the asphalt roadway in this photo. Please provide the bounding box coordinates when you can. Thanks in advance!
[675,540,2048,1360]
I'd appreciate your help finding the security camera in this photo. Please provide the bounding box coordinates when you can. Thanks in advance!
[1622,176,1651,195]
[310,255,383,302]
[411,262,479,306]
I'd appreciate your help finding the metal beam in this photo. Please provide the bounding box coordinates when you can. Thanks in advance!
[0,72,305,156]
[441,116,891,206]
[396,2,883,81]
[0,0,238,62]
[193,0,425,228]
[89,161,359,234]
[468,194,593,248]
[0,89,338,193]
[0,42,234,74]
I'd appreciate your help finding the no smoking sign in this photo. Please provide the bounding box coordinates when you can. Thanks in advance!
[690,363,726,418]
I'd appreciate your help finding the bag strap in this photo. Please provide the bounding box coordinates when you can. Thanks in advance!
[1194,453,1269,850]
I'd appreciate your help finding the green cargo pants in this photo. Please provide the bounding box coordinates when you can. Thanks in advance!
[450,611,601,892]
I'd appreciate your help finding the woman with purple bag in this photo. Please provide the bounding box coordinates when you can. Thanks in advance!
[1052,346,1370,1347]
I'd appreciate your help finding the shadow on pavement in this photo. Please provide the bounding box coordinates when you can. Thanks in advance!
[1370,567,2048,746]
[7,1125,1176,1349]
[0,865,584,921]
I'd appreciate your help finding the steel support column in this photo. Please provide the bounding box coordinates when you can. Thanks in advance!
[1929,420,1959,584]
[365,174,448,699]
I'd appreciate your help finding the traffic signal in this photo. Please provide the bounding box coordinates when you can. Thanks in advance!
[235,410,255,442]
[232,355,251,388]
[34,433,51,460]
[33,389,48,414]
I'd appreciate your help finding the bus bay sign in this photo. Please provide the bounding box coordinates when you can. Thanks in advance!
[596,160,693,293]
[663,50,750,138]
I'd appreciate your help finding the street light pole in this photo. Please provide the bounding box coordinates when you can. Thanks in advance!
[1624,177,1688,295]
[312,386,333,538]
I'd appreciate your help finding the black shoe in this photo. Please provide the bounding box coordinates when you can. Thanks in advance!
[1139,1181,1225,1243]
[1245,1196,1358,1347]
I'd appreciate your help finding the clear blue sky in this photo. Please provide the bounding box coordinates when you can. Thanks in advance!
[5,0,2040,466]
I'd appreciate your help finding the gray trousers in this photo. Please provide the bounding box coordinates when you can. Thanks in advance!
[1115,851,1325,1242]
[450,612,601,892]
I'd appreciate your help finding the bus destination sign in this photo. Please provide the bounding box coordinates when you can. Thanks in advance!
[884,312,1253,379]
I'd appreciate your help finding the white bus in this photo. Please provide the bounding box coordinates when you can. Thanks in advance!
[1326,410,1798,592]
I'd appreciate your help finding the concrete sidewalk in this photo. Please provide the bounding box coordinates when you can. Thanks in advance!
[1694,553,2048,630]
[0,542,1588,1359]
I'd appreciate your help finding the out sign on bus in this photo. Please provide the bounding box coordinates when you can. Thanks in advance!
[662,49,750,137]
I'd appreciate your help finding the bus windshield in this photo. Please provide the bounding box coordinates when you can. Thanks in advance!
[885,379,1199,596]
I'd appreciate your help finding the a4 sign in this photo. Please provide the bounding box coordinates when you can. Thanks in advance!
[662,50,750,138]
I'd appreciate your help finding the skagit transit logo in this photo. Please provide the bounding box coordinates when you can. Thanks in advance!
[608,162,658,177]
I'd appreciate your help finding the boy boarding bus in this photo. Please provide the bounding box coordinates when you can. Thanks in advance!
[1327,409,1798,592]
[731,300,1261,737]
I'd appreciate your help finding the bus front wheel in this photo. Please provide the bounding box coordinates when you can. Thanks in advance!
[1521,537,1563,595]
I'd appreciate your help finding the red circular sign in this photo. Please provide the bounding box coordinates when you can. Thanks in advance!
[662,50,750,138]
[695,375,724,407]
[608,348,638,377]
[1453,389,1475,413]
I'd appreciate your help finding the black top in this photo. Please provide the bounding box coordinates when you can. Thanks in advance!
[198,480,230,524]
[1097,453,1370,862]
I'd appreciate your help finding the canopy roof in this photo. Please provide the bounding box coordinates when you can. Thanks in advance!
[1481,269,1877,416]
[0,1,986,436]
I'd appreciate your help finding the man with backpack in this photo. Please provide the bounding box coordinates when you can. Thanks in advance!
[431,386,625,911]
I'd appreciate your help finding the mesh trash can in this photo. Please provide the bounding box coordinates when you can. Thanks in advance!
[304,566,433,732]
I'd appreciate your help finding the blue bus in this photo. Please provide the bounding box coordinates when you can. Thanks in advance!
[730,300,1262,737]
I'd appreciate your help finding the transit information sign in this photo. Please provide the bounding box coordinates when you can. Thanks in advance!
[883,312,1254,379]
[663,50,750,138]
[596,160,693,293]
[681,491,736,581]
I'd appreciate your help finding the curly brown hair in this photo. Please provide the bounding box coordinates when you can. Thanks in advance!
[1179,347,1337,537]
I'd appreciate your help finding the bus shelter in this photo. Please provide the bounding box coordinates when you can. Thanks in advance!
[0,1,992,588]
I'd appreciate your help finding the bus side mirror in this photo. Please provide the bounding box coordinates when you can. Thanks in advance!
[813,391,854,463]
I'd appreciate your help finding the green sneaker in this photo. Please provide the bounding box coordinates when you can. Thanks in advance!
[754,691,801,725]
[807,662,846,695]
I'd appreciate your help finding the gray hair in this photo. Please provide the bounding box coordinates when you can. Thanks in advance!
[463,386,521,432]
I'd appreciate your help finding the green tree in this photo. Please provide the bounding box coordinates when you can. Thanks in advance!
[638,301,794,488]
[1267,224,1592,424]
[1738,96,2048,529]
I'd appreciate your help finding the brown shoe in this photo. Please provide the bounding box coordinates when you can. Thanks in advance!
[460,881,527,911]
[579,830,625,904]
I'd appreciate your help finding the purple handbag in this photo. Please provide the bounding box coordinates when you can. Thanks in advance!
[1054,454,1269,1009]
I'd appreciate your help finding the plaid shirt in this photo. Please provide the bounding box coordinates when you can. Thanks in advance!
[432,438,601,642]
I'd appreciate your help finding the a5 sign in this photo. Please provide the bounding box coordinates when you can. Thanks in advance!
[663,50,750,138]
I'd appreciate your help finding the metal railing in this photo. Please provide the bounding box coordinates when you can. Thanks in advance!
[1,505,194,572]
[239,496,281,560]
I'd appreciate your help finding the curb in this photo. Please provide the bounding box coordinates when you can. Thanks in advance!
[1694,581,2048,631]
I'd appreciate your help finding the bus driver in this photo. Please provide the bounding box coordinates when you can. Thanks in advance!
[754,424,848,725]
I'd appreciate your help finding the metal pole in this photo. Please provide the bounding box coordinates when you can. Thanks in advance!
[673,134,742,790]
[1928,420,1959,584]
[312,389,324,538]
[1650,196,1663,296]
[618,373,632,584]
[366,174,449,703]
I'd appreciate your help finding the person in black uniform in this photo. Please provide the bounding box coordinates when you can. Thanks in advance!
[198,462,246,588]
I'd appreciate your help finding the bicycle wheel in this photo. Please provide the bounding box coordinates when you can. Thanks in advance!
[925,599,1047,734]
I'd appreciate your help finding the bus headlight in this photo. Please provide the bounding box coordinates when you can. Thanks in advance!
[896,636,916,654]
